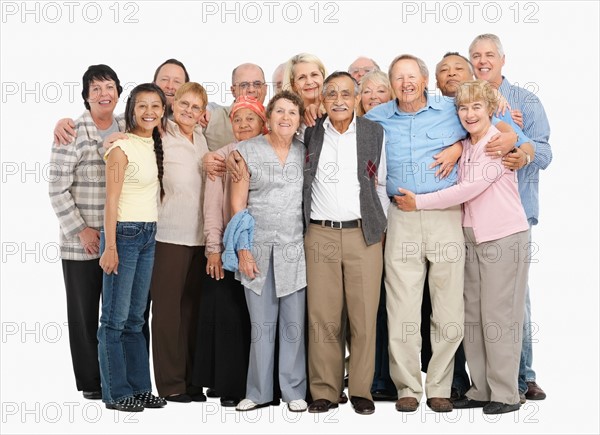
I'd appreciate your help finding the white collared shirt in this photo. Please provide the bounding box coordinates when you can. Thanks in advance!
[310,116,389,221]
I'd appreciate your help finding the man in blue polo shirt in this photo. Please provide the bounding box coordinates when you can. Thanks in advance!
[366,54,466,414]
[470,33,552,403]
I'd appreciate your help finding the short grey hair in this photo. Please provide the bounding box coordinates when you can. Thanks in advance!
[321,71,359,96]
[348,56,380,72]
[388,54,429,81]
[469,33,505,58]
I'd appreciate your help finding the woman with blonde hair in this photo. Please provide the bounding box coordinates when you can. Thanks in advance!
[357,70,393,117]
[282,53,327,112]
[395,80,530,415]
[147,82,211,403]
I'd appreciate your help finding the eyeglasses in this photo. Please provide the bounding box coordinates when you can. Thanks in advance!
[349,67,375,75]
[176,100,204,114]
[236,81,266,90]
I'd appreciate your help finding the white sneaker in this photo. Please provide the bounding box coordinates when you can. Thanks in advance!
[288,399,307,412]
[236,398,258,411]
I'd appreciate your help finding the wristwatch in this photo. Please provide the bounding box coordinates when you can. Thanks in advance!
[525,153,531,165]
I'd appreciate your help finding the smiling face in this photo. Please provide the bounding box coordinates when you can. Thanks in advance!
[292,62,324,105]
[173,91,205,130]
[360,79,392,113]
[87,79,118,118]
[154,63,186,107]
[267,98,301,139]
[321,75,357,130]
[436,55,474,97]
[231,64,267,103]
[457,100,493,142]
[232,107,264,141]
[469,39,505,87]
[390,59,428,111]
[131,91,165,137]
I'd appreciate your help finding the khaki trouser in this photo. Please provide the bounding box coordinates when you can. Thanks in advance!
[306,224,382,402]
[463,227,530,405]
[385,205,465,401]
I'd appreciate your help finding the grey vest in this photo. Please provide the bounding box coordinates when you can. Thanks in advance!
[303,116,387,246]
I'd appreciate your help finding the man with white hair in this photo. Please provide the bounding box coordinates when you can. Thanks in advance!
[366,54,467,414]
[348,56,380,83]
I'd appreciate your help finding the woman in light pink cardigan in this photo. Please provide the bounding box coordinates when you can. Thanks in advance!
[395,80,529,415]
[192,96,268,407]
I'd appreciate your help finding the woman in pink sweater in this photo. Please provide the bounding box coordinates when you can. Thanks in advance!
[395,80,529,415]
[192,96,268,407]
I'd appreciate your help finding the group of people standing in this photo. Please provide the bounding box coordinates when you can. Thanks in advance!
[49,32,551,417]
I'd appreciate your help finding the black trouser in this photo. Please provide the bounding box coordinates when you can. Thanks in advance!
[62,259,102,392]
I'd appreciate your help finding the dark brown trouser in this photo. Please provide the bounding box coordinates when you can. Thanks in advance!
[150,242,205,397]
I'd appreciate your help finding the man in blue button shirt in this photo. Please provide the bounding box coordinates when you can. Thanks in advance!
[470,33,552,402]
[419,51,536,404]
[366,54,467,413]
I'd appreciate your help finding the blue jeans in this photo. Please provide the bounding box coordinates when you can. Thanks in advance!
[452,342,470,396]
[98,222,156,404]
[518,222,536,394]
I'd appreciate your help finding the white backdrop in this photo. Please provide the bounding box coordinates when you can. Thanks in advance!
[1,1,598,434]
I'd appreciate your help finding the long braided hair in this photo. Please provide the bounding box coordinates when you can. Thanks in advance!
[124,83,167,201]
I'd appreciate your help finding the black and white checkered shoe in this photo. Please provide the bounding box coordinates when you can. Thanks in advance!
[134,392,167,408]
[106,397,144,412]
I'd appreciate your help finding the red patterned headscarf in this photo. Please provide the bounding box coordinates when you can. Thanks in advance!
[230,96,268,135]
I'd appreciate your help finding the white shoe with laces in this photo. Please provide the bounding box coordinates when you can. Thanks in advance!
[288,399,307,412]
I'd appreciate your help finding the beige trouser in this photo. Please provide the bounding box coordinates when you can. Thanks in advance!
[385,205,465,401]
[463,227,530,405]
[306,224,382,403]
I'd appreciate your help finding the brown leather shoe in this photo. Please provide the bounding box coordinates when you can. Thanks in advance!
[308,399,338,413]
[525,382,546,400]
[339,392,348,404]
[395,397,419,412]
[426,397,453,412]
[350,396,375,415]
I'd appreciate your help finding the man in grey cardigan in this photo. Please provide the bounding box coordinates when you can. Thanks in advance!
[303,71,389,416]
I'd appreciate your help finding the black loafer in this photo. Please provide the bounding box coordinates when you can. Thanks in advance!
[372,390,397,401]
[206,388,219,398]
[483,401,520,414]
[220,396,240,407]
[83,391,102,400]
[165,393,192,403]
[190,392,207,402]
[452,397,489,409]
